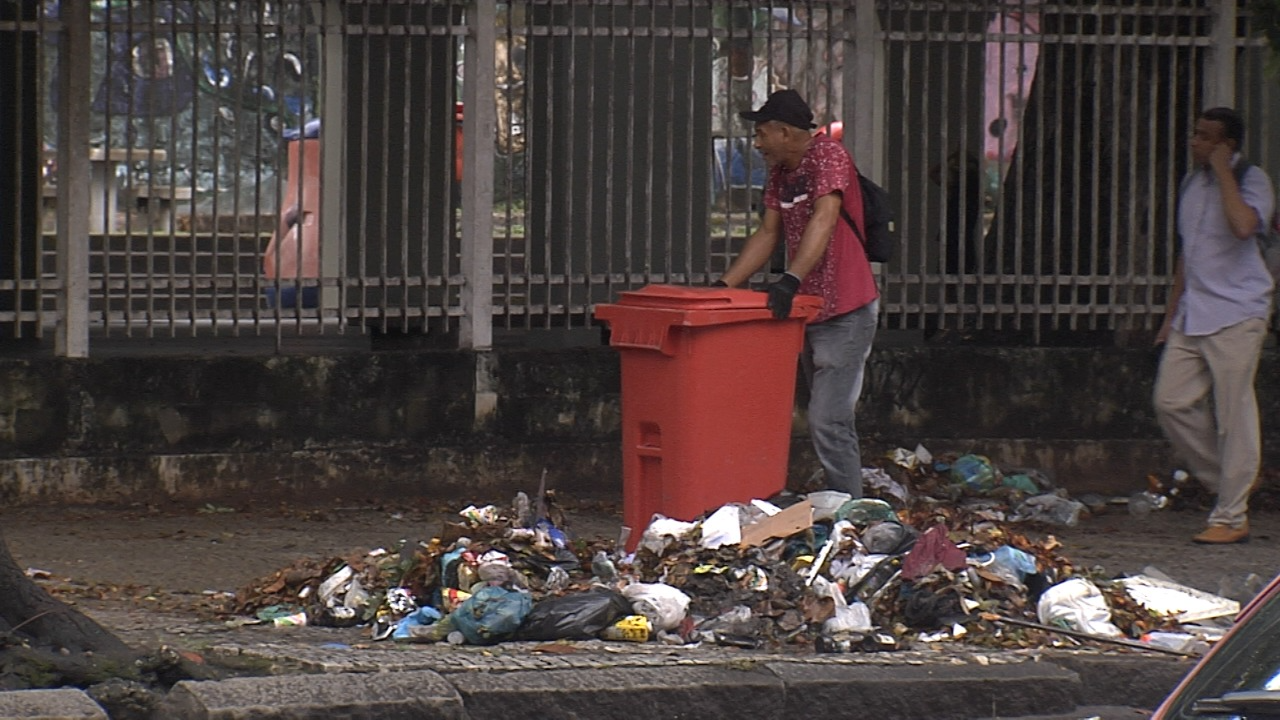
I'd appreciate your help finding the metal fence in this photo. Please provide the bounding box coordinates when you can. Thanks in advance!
[0,0,1276,355]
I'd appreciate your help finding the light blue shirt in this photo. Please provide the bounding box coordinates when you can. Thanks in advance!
[1174,155,1276,336]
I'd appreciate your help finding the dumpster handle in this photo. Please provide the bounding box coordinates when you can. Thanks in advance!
[599,307,810,356]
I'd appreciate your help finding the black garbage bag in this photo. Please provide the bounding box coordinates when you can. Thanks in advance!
[511,547,581,576]
[860,520,918,555]
[900,585,966,630]
[516,588,633,641]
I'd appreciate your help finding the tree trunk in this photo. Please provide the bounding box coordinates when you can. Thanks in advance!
[0,529,139,687]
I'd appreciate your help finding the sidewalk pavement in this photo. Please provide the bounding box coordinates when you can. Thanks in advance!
[4,503,1272,719]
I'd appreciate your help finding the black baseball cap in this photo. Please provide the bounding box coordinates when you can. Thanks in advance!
[739,89,816,130]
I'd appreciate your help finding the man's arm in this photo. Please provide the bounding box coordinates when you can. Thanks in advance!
[1155,254,1184,346]
[1210,145,1262,239]
[786,193,843,281]
[719,208,782,288]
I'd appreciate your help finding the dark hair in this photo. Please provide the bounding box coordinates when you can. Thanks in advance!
[1201,107,1245,146]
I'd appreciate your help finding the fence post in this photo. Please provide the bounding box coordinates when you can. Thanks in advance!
[318,0,346,317]
[849,0,884,182]
[461,0,497,428]
[55,0,90,357]
[460,0,496,352]
[1206,0,1237,108]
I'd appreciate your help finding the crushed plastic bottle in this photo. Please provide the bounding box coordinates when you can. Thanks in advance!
[1164,469,1192,509]
[1128,490,1168,516]
[1141,631,1206,655]
[544,566,570,593]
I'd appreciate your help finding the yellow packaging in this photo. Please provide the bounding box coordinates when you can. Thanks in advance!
[601,615,652,643]
[441,588,472,613]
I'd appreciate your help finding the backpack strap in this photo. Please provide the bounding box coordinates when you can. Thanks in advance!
[840,205,865,247]
[1178,159,1251,197]
[840,168,867,249]
[1234,158,1252,189]
[1177,159,1257,250]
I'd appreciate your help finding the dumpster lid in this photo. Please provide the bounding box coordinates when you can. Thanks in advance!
[611,283,821,312]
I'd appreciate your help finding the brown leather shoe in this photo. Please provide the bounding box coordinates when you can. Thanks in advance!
[1193,522,1250,544]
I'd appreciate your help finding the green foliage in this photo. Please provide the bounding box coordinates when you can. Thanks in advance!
[1254,0,1280,74]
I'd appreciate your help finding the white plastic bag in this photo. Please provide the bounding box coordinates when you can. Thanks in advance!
[639,515,698,556]
[807,491,852,523]
[622,582,691,631]
[824,601,874,634]
[1013,493,1085,526]
[1036,578,1122,637]
[699,505,742,549]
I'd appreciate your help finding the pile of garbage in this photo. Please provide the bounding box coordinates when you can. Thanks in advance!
[231,448,1240,656]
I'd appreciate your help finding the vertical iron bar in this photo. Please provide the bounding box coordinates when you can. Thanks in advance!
[603,0,616,305]
[400,3,414,331]
[959,0,976,328]
[642,2,656,288]
[562,0,580,324]
[663,0,675,290]
[577,0,595,322]
[621,2,634,291]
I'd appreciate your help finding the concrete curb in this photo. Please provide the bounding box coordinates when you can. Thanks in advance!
[159,671,465,720]
[0,689,109,720]
[0,652,1191,720]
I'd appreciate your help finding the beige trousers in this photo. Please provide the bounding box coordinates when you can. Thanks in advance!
[1154,317,1267,529]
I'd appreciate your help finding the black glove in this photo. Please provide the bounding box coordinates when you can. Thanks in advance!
[711,279,728,288]
[766,272,801,319]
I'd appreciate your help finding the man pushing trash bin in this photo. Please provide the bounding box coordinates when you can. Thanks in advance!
[713,89,880,498]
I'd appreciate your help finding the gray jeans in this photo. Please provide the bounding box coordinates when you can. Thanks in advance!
[800,299,879,497]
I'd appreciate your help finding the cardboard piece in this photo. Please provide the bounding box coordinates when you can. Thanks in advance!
[739,499,813,548]
[1118,574,1241,623]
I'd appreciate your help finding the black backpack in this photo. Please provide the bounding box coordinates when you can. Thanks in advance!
[840,171,896,263]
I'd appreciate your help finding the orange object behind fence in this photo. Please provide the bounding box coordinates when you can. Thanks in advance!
[263,138,321,308]
[594,284,820,550]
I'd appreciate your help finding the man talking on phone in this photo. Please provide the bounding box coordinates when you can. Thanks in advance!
[1154,107,1276,544]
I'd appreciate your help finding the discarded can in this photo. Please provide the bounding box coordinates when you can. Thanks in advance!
[272,611,308,627]
[815,633,859,653]
[601,615,652,643]
[815,631,900,653]
[505,528,536,543]
[320,605,359,628]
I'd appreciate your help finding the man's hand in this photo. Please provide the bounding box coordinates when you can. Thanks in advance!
[711,279,728,288]
[1155,316,1172,346]
[766,272,801,319]
[1208,142,1233,173]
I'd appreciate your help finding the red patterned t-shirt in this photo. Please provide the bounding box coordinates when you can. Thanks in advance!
[762,134,878,322]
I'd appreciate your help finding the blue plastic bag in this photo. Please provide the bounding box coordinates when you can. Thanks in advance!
[392,605,443,641]
[950,454,998,491]
[449,586,532,645]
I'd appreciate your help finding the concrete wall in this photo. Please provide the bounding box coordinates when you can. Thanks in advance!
[1,345,1277,506]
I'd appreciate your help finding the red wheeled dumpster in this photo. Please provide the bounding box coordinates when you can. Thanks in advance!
[594,284,821,549]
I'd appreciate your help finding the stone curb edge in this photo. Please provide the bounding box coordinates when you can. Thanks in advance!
[0,653,1191,720]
